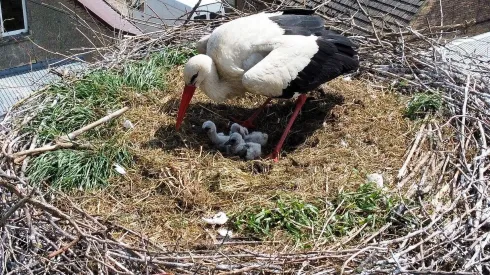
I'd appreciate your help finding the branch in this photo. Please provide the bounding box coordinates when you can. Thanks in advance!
[11,107,129,158]
[183,0,203,26]
[48,236,82,259]
[355,0,384,47]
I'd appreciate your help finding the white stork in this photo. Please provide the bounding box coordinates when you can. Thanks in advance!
[175,8,359,161]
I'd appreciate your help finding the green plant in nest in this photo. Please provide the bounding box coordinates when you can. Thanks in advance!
[231,183,400,244]
[24,70,128,142]
[326,182,396,237]
[24,47,195,190]
[114,46,196,92]
[231,197,320,240]
[121,58,166,92]
[27,141,132,190]
[405,92,443,120]
[150,46,197,68]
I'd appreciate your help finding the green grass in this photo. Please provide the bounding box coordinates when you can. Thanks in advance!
[405,92,443,120]
[25,72,124,142]
[26,47,195,142]
[151,46,197,68]
[326,183,395,237]
[27,142,132,190]
[232,197,320,240]
[24,46,195,190]
[231,183,398,242]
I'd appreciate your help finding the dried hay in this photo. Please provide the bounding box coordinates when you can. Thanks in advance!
[68,69,415,248]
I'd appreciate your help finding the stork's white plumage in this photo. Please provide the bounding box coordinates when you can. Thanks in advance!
[176,8,359,161]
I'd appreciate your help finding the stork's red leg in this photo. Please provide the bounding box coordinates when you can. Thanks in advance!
[266,94,307,162]
[231,98,272,129]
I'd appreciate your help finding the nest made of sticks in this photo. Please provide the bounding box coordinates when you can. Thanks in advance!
[0,2,489,274]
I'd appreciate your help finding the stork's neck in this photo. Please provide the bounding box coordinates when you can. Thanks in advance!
[201,60,235,103]
[207,129,227,145]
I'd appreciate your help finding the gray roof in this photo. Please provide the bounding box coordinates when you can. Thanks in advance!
[438,31,490,74]
[0,62,87,117]
[282,0,426,35]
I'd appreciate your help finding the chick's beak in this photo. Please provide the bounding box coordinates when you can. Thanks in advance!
[176,85,196,130]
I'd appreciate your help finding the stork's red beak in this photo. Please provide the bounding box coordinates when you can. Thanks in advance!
[176,85,196,130]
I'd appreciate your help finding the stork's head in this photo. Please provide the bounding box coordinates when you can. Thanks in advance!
[202,120,217,133]
[230,123,249,137]
[224,133,244,147]
[176,54,212,130]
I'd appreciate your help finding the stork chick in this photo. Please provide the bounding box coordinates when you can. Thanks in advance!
[230,123,268,146]
[244,131,268,147]
[230,123,249,137]
[202,121,230,154]
[225,133,262,160]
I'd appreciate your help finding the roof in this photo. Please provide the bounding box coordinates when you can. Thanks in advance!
[77,0,143,35]
[105,0,130,17]
[282,0,426,35]
[437,31,490,76]
[177,0,223,8]
[0,60,88,117]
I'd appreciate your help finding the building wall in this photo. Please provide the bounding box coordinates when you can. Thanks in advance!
[412,0,490,35]
[0,0,116,71]
[234,0,270,12]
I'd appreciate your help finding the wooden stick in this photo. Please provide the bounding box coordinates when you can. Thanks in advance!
[182,0,202,26]
[397,152,432,189]
[398,124,427,179]
[355,0,384,47]
[11,107,129,158]
[11,142,91,158]
[460,75,471,166]
[59,106,129,142]
[48,236,81,259]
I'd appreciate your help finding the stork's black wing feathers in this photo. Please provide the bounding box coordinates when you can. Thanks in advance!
[261,11,358,98]
[278,36,359,99]
[269,14,325,36]
[277,8,316,15]
[320,30,358,53]
[268,13,358,51]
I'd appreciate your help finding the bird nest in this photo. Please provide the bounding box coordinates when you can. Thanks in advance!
[0,5,489,275]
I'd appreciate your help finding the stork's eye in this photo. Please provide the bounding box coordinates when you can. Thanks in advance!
[190,73,198,84]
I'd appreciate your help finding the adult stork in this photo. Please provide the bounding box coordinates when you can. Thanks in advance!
[175,8,359,161]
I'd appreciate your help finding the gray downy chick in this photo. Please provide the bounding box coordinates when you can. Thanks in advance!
[202,121,230,154]
[244,131,268,147]
[230,123,268,147]
[230,123,249,137]
[225,133,262,160]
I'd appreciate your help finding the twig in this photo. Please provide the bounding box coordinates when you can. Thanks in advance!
[11,107,129,158]
[398,124,427,179]
[10,142,92,158]
[183,0,203,26]
[0,196,30,227]
[59,106,129,142]
[354,0,384,47]
[47,236,82,259]
[218,264,262,274]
